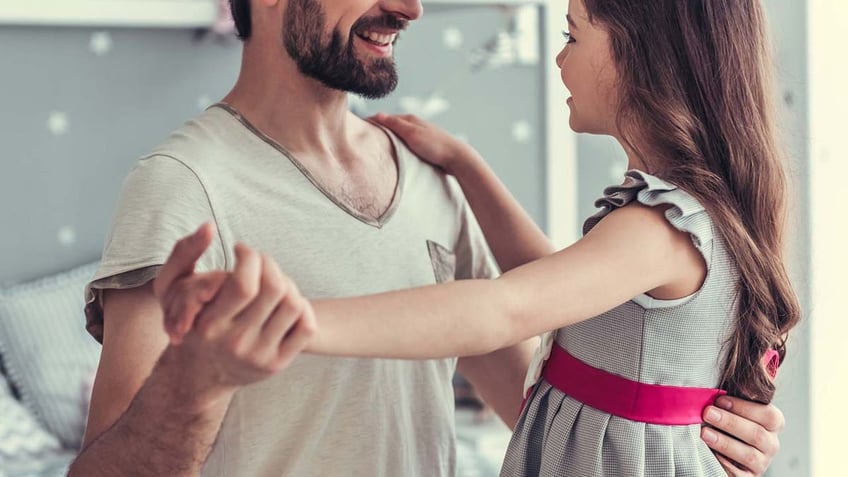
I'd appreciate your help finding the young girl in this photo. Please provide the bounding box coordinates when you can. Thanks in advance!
[165,0,798,474]
[308,0,798,474]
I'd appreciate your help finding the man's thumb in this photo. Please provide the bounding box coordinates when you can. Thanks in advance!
[153,222,215,298]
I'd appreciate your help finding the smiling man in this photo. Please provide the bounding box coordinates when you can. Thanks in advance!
[68,1,785,476]
[69,0,529,475]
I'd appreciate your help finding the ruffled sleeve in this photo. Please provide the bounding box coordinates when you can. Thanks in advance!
[522,170,717,397]
[583,170,714,259]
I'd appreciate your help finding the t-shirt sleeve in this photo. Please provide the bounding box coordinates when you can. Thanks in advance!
[450,180,501,281]
[84,154,226,343]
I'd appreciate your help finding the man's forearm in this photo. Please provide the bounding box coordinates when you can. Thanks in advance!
[457,339,536,429]
[69,347,234,476]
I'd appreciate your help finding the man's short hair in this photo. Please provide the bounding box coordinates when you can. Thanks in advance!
[230,0,252,40]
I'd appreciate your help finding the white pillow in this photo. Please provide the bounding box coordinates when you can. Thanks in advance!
[0,370,69,473]
[0,262,101,450]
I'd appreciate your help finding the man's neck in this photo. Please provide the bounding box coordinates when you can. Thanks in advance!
[221,47,372,165]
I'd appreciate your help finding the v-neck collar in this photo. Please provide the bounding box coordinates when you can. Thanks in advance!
[213,102,405,229]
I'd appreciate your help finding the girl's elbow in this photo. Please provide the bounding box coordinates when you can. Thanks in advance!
[466,311,519,356]
[469,279,528,354]
[496,292,530,350]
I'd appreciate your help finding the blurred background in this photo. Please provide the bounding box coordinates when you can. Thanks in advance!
[0,0,844,475]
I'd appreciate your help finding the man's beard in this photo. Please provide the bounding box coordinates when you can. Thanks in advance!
[282,0,406,99]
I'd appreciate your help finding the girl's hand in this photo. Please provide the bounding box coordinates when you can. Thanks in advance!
[159,270,229,344]
[370,113,482,176]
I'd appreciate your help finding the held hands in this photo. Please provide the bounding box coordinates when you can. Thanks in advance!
[370,113,483,176]
[152,223,316,393]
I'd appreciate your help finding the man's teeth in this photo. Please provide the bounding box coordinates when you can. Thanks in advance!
[361,31,396,45]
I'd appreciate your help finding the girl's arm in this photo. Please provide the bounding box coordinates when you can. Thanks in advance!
[309,203,702,359]
[373,114,555,272]
[452,154,556,272]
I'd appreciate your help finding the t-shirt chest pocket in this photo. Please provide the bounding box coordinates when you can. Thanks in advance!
[426,240,457,284]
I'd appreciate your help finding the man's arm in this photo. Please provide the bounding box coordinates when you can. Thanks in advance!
[71,225,315,476]
[456,341,535,429]
[69,285,234,476]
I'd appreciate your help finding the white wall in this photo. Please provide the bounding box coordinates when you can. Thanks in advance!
[542,0,579,248]
[766,0,812,475]
[808,0,848,475]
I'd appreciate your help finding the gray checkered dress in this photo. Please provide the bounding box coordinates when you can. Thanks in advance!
[501,171,736,476]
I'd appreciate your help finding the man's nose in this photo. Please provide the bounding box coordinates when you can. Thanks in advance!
[380,0,423,21]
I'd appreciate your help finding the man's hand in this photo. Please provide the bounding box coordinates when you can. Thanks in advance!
[701,396,785,476]
[153,223,317,396]
[71,223,316,477]
[153,222,226,344]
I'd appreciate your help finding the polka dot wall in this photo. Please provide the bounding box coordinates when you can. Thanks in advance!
[0,4,546,287]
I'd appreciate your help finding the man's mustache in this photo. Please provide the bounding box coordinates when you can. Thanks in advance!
[352,14,409,33]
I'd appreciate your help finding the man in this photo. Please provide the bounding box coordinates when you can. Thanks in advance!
[69,0,784,475]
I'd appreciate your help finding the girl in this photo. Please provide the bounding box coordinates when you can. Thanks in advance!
[308,0,800,474]
[165,0,798,474]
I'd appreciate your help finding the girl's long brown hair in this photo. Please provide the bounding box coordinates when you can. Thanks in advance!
[582,0,800,402]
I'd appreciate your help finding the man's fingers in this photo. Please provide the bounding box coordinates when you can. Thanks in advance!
[178,272,230,336]
[715,396,785,432]
[704,403,779,457]
[162,271,228,344]
[163,286,186,341]
[154,222,215,298]
[233,256,289,333]
[195,243,262,337]
[162,279,196,339]
[714,453,753,477]
[195,271,230,302]
[701,425,768,476]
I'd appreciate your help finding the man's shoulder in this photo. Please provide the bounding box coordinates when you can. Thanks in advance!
[143,106,243,170]
[405,155,469,210]
[112,107,248,200]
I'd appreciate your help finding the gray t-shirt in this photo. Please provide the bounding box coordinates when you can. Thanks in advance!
[84,105,498,477]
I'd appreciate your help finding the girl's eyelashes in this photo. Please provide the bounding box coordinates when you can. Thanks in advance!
[562,30,575,44]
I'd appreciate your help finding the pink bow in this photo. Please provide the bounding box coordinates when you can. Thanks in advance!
[763,349,780,379]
